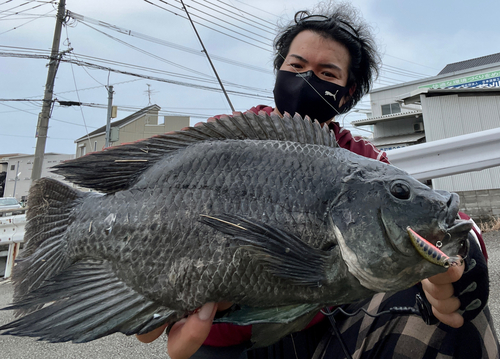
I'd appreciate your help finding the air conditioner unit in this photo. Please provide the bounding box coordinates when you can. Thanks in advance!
[413,123,424,132]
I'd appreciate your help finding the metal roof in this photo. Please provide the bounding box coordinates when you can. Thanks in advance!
[371,133,425,147]
[352,110,422,126]
[401,87,500,105]
[438,52,500,76]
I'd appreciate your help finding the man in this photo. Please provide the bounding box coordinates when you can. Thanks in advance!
[138,3,498,358]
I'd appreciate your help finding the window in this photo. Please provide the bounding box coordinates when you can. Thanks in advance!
[10,165,15,170]
[381,103,401,115]
[94,141,97,151]
[80,146,86,157]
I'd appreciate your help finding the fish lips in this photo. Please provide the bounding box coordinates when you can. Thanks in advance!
[381,209,472,262]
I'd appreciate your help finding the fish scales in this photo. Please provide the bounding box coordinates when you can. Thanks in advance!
[0,112,471,345]
[70,139,340,309]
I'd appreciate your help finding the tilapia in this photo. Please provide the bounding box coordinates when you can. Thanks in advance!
[0,112,471,345]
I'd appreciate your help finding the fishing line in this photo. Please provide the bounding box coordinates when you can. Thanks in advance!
[320,304,421,359]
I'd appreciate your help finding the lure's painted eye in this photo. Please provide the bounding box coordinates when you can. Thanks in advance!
[390,181,411,200]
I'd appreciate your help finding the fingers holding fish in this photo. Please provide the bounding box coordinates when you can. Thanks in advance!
[167,302,218,359]
[422,275,464,328]
[426,259,465,285]
[431,306,464,329]
[136,323,168,343]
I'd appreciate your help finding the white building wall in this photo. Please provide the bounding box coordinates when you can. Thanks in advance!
[421,94,500,192]
[3,153,75,201]
[370,64,500,118]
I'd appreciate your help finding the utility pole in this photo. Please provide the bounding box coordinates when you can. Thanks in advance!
[31,0,66,181]
[12,161,20,198]
[105,85,114,148]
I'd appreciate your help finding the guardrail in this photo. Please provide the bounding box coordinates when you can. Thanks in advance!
[388,127,500,181]
[0,211,26,278]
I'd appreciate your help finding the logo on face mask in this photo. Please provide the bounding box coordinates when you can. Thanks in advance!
[273,70,350,123]
[325,90,339,100]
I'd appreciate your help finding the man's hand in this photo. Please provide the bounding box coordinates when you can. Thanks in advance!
[136,302,226,359]
[421,261,465,328]
[167,302,218,359]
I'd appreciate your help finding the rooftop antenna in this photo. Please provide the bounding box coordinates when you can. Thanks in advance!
[179,0,235,112]
[144,83,157,105]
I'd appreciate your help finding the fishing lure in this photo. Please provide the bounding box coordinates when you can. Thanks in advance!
[407,227,462,268]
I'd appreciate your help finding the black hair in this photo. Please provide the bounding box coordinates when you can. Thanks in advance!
[273,1,381,114]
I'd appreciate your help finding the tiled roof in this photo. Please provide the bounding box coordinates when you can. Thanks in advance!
[438,53,500,75]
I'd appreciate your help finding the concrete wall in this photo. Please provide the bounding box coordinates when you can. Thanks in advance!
[457,189,500,220]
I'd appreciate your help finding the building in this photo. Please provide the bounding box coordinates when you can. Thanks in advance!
[74,104,190,158]
[353,53,500,218]
[1,153,75,202]
[1,154,27,197]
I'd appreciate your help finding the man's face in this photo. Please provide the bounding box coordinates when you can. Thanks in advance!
[279,30,354,108]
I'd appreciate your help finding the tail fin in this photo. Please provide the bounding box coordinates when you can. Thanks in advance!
[12,177,91,311]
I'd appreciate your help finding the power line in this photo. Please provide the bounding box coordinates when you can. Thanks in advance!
[195,0,276,34]
[76,20,217,81]
[214,0,279,26]
[0,50,274,95]
[67,10,273,74]
[0,0,53,19]
[144,0,271,51]
[174,0,275,41]
[0,7,53,35]
[0,101,98,128]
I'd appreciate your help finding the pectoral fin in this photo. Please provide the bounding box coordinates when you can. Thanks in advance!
[200,214,330,287]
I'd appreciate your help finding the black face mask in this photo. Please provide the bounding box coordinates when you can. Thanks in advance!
[273,70,350,123]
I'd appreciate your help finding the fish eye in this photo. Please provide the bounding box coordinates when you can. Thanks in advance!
[390,181,411,200]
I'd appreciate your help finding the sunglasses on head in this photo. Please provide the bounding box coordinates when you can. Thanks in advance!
[295,13,360,43]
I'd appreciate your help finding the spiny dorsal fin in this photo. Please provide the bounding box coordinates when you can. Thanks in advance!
[53,112,337,194]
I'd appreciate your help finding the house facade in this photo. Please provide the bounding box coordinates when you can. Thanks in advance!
[1,153,75,202]
[74,104,190,158]
[353,53,500,218]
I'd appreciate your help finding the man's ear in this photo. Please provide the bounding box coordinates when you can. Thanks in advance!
[348,84,356,97]
[340,84,357,108]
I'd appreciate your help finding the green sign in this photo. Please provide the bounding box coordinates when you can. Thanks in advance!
[419,69,500,89]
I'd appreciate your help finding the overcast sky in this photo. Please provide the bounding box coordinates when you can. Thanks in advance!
[1,0,499,155]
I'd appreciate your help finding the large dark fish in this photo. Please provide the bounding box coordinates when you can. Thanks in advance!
[0,112,471,346]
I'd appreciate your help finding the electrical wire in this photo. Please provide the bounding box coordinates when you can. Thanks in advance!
[214,0,279,26]
[67,10,273,74]
[144,0,270,52]
[0,101,97,128]
[173,0,275,41]
[194,0,275,34]
[66,32,95,149]
[77,20,218,81]
[157,0,273,45]
[0,7,53,35]
[0,50,274,96]
[0,0,53,19]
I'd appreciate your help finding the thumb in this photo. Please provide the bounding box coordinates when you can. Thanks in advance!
[167,303,217,359]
